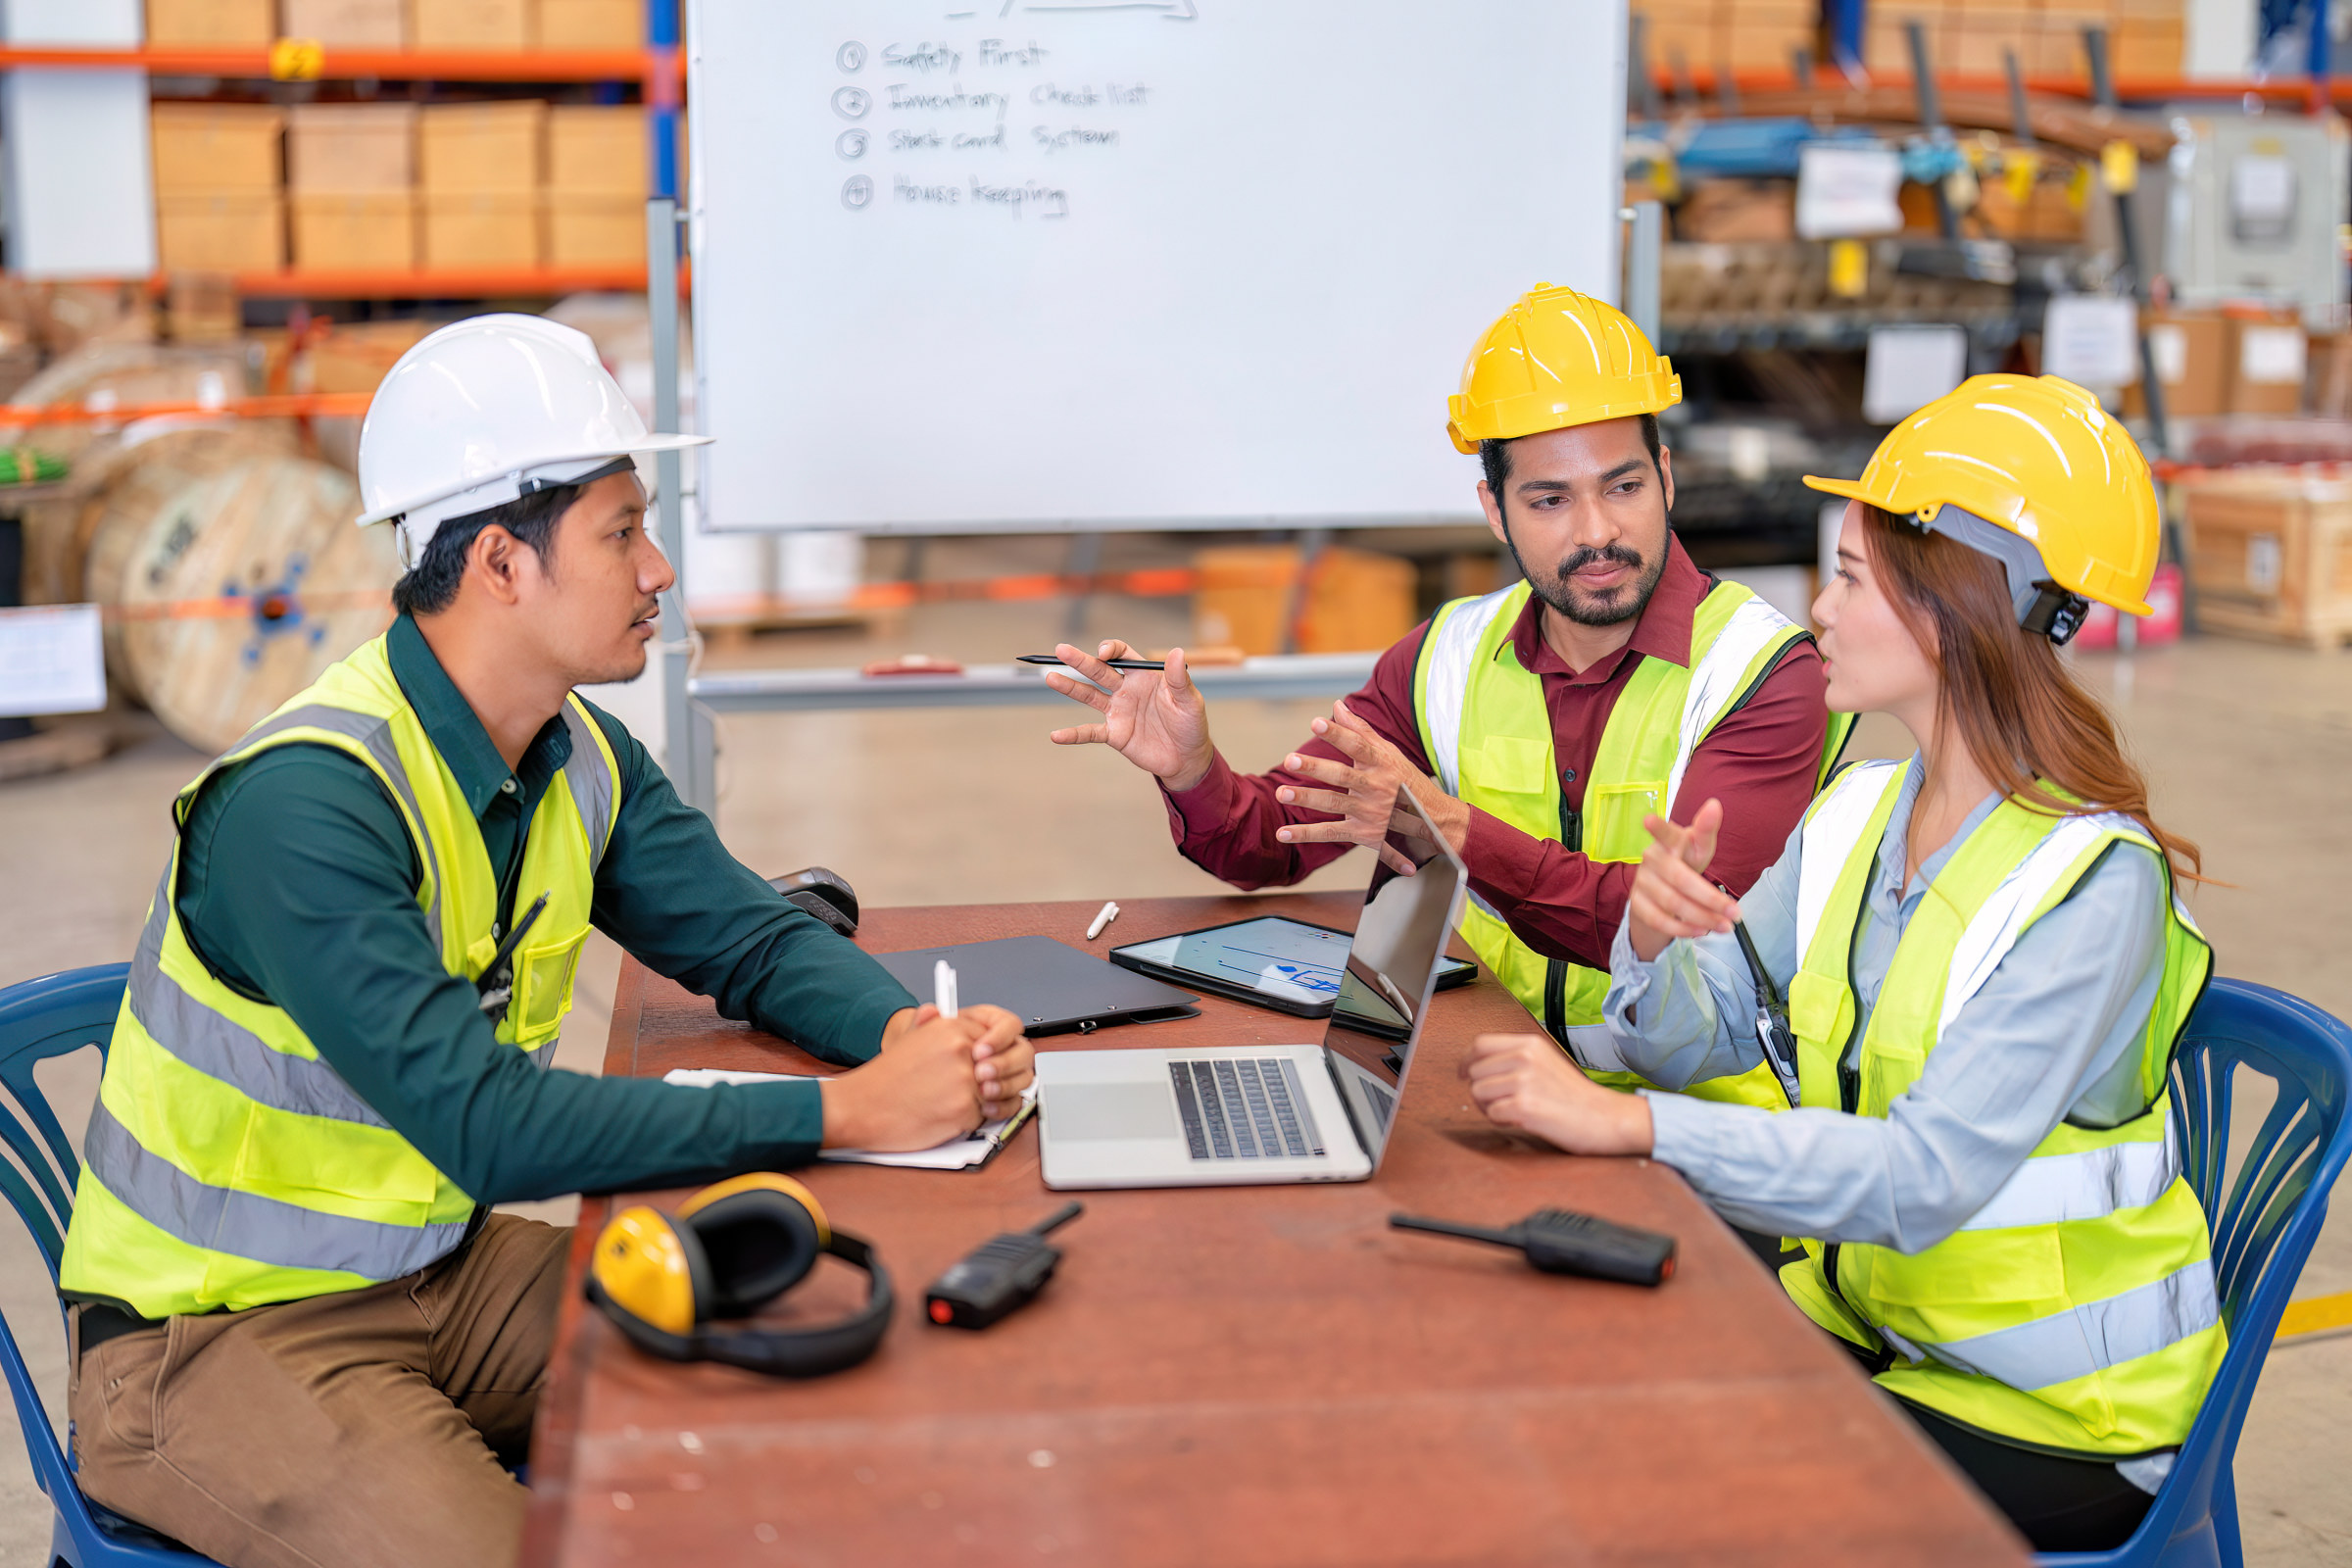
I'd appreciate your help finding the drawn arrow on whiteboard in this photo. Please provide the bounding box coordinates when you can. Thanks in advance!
[1009,0,1198,18]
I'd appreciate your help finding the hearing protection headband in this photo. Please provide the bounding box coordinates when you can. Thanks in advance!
[1905,504,2092,646]
[585,1175,894,1378]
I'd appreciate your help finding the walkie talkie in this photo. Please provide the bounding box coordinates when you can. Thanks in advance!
[925,1201,1084,1329]
[1730,917,1803,1109]
[1391,1208,1677,1286]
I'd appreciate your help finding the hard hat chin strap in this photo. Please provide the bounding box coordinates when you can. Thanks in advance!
[1907,505,2091,646]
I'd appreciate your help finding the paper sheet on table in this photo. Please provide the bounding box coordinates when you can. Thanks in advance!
[661,1067,1036,1169]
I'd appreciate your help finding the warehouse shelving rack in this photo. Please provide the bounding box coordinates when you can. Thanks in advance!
[0,0,688,299]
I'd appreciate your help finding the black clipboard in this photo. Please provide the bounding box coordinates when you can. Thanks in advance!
[869,934,1200,1037]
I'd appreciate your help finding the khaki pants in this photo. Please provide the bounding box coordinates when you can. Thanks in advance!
[69,1215,570,1568]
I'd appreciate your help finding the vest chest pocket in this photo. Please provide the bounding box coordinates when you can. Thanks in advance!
[506,925,589,1049]
[1787,969,1855,1101]
[1583,782,1666,862]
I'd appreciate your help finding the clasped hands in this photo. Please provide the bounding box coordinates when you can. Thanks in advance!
[821,1003,1034,1152]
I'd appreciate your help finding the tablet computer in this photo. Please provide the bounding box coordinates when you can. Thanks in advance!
[1107,914,1475,1022]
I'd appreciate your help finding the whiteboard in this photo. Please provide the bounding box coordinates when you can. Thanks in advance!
[686,0,1626,534]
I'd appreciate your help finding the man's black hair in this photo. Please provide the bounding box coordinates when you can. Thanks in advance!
[1479,412,1664,520]
[389,480,588,617]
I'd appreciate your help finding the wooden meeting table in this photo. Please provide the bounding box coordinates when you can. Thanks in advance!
[521,893,2029,1566]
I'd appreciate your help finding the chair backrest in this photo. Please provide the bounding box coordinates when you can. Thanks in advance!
[2105,977,2352,1562]
[0,964,127,1280]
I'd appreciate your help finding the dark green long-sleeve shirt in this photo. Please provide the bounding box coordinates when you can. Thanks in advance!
[172,613,916,1204]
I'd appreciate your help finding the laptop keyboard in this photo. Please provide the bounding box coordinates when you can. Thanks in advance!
[1169,1058,1326,1159]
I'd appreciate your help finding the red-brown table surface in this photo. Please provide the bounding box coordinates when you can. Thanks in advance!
[521,893,2028,1567]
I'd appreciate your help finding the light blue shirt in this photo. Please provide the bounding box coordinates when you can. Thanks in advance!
[1604,757,2170,1253]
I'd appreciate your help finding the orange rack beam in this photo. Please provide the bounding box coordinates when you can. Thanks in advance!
[0,44,678,84]
[0,393,373,426]
[223,265,658,298]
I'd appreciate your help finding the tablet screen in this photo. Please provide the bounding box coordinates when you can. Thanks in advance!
[1111,915,1354,1007]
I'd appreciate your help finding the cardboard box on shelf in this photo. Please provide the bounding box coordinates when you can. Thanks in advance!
[281,0,404,46]
[421,192,541,268]
[546,196,645,266]
[419,102,548,195]
[2123,310,2228,417]
[308,320,434,394]
[412,0,531,49]
[288,104,417,193]
[548,106,647,196]
[156,192,284,272]
[151,104,284,193]
[290,192,416,270]
[2110,18,2185,74]
[1675,178,1796,242]
[1972,169,2085,241]
[2178,470,2352,648]
[147,0,274,43]
[1192,545,1416,657]
[2228,309,2308,415]
[165,273,244,343]
[539,0,643,47]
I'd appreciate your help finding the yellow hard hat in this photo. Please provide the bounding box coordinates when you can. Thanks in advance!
[1447,282,1682,455]
[1803,373,2161,618]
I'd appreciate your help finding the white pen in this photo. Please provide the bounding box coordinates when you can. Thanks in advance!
[1085,901,1120,941]
[933,958,958,1019]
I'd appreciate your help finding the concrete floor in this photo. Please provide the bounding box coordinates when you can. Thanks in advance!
[2,593,2347,1565]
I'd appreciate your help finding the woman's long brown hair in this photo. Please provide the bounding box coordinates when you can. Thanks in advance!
[1861,505,2202,879]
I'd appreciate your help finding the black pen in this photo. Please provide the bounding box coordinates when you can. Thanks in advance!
[1018,653,1167,671]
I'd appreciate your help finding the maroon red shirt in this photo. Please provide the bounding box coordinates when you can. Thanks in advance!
[1160,536,1832,970]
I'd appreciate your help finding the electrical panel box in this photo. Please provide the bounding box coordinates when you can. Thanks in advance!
[2166,116,2351,331]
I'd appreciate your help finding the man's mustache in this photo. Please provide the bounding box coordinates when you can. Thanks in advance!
[1551,543,1646,583]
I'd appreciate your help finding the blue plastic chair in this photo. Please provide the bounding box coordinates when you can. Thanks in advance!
[2040,978,2352,1568]
[0,963,219,1567]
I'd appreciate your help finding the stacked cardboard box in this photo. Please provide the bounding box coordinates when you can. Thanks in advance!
[147,0,274,43]
[414,0,531,49]
[2119,308,2310,417]
[151,104,285,273]
[289,105,418,270]
[540,0,643,47]
[1633,0,1817,73]
[421,103,546,267]
[1866,0,2182,76]
[547,106,647,266]
[2179,471,2352,648]
[282,0,406,45]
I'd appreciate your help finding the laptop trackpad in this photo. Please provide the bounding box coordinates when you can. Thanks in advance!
[1047,1082,1175,1142]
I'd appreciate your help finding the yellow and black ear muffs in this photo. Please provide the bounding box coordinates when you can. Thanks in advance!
[585,1173,893,1377]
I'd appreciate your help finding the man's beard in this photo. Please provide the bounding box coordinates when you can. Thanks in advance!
[1502,530,1669,627]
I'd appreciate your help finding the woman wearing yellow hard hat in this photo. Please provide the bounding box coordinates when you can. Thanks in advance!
[1455,373,2220,1551]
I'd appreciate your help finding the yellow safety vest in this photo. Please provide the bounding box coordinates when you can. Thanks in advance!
[59,634,619,1319]
[1411,577,1848,1109]
[1778,759,2223,1454]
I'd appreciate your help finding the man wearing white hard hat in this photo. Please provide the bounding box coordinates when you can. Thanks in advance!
[54,316,1031,1568]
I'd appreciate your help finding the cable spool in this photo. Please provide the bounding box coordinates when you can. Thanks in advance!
[76,426,393,756]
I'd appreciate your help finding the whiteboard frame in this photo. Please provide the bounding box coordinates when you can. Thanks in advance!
[682,0,1628,537]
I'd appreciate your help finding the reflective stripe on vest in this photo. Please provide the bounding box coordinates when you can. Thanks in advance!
[1413,577,1817,1111]
[1780,760,2223,1454]
[59,634,622,1318]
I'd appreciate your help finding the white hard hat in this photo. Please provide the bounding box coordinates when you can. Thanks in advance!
[356,314,710,568]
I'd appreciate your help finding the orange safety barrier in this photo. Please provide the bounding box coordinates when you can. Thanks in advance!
[81,566,1197,626]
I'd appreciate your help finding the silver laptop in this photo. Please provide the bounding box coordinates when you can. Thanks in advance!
[1036,787,1468,1189]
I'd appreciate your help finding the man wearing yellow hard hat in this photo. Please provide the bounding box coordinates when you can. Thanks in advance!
[1046,283,1846,1113]
[1459,374,2218,1552]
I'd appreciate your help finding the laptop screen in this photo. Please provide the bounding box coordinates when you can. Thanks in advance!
[1316,784,1468,1166]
